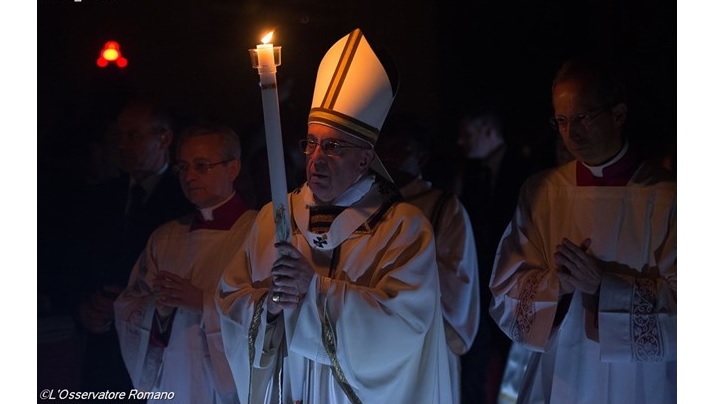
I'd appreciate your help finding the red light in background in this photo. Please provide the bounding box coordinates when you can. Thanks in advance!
[97,41,128,68]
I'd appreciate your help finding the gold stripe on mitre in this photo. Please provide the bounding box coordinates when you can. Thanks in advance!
[308,108,378,145]
[321,29,363,110]
[308,28,394,147]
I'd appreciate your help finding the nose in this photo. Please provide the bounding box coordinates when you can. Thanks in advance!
[308,144,328,160]
[179,167,198,182]
[563,118,582,138]
[308,151,328,172]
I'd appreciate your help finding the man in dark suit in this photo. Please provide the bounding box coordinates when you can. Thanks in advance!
[76,99,194,399]
[452,102,543,404]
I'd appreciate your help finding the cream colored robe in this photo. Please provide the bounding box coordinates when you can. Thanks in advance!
[218,180,452,404]
[115,206,257,404]
[489,161,677,404]
[399,177,480,404]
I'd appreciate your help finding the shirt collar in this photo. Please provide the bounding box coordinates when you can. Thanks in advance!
[190,192,250,231]
[304,174,375,207]
[129,162,169,197]
[576,142,641,186]
[580,142,629,177]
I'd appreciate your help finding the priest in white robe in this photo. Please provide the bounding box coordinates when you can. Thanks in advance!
[115,125,257,404]
[489,55,676,404]
[377,114,481,404]
[217,28,452,404]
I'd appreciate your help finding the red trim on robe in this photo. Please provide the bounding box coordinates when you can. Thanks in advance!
[149,309,177,347]
[189,194,250,231]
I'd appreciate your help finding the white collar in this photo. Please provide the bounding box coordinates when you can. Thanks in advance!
[198,192,236,221]
[580,142,628,178]
[303,174,375,207]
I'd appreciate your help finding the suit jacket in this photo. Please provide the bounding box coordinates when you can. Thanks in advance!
[459,147,537,293]
[74,171,194,398]
[458,144,544,404]
[80,171,195,292]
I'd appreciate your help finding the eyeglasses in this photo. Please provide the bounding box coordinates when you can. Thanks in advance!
[549,105,612,131]
[299,139,370,157]
[172,159,234,175]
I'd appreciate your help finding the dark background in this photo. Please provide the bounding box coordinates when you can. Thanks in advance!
[35,0,676,396]
[38,0,676,187]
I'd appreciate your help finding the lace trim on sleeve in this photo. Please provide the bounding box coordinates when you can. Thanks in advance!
[511,272,544,342]
[632,278,664,361]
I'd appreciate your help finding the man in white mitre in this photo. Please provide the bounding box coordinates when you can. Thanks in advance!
[217,28,453,404]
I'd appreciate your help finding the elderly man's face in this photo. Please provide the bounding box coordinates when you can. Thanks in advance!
[116,103,171,176]
[304,123,374,204]
[175,133,239,209]
[552,79,626,165]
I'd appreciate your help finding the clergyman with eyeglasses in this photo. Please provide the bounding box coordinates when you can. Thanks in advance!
[217,28,452,404]
[114,124,258,403]
[489,54,676,404]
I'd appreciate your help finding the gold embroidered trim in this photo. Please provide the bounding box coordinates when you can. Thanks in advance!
[308,108,378,145]
[321,29,362,111]
[309,205,346,234]
[322,306,362,404]
[247,292,268,403]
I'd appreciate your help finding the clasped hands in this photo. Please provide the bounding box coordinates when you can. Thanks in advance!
[554,238,602,296]
[267,242,314,316]
[153,270,203,314]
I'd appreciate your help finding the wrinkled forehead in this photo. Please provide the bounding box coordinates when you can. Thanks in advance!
[178,132,222,151]
[307,122,367,145]
[553,77,600,99]
[552,79,603,108]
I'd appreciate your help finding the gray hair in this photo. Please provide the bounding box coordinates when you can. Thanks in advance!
[176,124,242,161]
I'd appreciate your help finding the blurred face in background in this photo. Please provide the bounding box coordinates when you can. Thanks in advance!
[116,103,171,179]
[175,133,239,209]
[457,117,503,159]
[377,134,423,189]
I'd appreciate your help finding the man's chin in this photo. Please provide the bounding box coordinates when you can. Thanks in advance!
[307,178,326,190]
[308,182,333,203]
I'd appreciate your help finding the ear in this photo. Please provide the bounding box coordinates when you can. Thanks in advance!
[358,149,374,173]
[612,102,628,129]
[228,159,241,182]
[159,130,173,148]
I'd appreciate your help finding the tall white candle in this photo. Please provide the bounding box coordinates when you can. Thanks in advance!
[251,32,290,243]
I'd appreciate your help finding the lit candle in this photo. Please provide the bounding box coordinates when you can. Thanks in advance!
[249,32,290,243]
[256,32,275,68]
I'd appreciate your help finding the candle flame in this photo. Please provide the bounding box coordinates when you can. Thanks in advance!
[261,32,274,44]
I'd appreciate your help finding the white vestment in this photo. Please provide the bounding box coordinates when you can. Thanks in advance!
[115,196,257,404]
[218,179,453,404]
[489,160,677,404]
[400,177,480,404]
